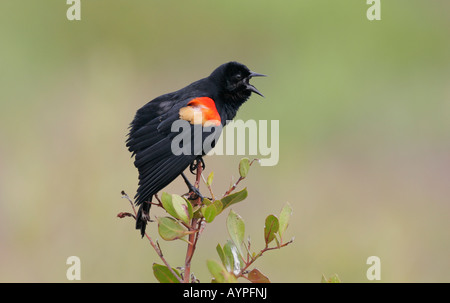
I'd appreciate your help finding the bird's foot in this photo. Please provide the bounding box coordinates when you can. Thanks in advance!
[186,186,204,202]
[181,172,204,202]
[190,156,205,175]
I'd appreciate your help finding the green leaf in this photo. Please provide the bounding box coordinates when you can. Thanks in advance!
[221,188,248,210]
[161,193,192,225]
[201,200,223,223]
[157,217,191,241]
[216,244,225,266]
[226,210,245,258]
[321,273,341,283]
[207,171,214,186]
[264,215,279,245]
[238,158,250,178]
[247,268,271,283]
[278,202,292,241]
[222,240,244,274]
[221,242,233,272]
[274,235,281,248]
[206,259,237,283]
[207,259,226,282]
[161,192,176,218]
[192,205,202,218]
[185,197,194,219]
[328,274,341,283]
[152,263,181,283]
[171,194,192,225]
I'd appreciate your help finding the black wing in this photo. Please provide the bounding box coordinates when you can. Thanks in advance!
[126,96,197,206]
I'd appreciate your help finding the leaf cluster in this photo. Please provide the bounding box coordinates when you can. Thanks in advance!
[209,203,293,283]
[121,158,294,283]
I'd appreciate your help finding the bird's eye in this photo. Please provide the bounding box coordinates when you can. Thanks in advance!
[235,73,243,81]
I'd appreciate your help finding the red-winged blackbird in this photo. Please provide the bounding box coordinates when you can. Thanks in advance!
[126,61,265,237]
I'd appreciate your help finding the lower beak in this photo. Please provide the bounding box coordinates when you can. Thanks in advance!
[247,84,264,97]
[247,71,267,97]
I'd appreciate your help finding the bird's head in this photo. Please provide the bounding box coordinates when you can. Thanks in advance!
[210,61,266,101]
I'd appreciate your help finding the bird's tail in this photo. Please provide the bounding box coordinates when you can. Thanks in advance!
[136,201,151,238]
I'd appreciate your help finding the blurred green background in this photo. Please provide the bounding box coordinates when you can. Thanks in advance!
[1,0,449,282]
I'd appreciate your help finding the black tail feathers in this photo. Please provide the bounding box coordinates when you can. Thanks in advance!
[136,201,151,237]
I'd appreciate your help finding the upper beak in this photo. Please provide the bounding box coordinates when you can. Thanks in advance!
[247,71,267,97]
[249,71,267,78]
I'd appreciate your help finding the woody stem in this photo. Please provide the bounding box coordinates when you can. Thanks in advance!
[183,160,203,283]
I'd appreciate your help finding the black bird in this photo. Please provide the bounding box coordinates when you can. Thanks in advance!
[126,61,265,237]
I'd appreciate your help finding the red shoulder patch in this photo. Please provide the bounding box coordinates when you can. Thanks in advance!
[179,97,221,126]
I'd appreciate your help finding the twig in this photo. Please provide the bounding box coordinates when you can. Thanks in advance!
[121,190,137,217]
[183,160,203,283]
[201,173,216,201]
[117,212,136,220]
[235,239,293,279]
[223,176,244,197]
[222,159,259,198]
[153,193,163,207]
[194,160,203,190]
[245,236,252,264]
[120,191,183,283]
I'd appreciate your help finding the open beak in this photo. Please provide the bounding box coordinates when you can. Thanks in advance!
[247,71,267,97]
